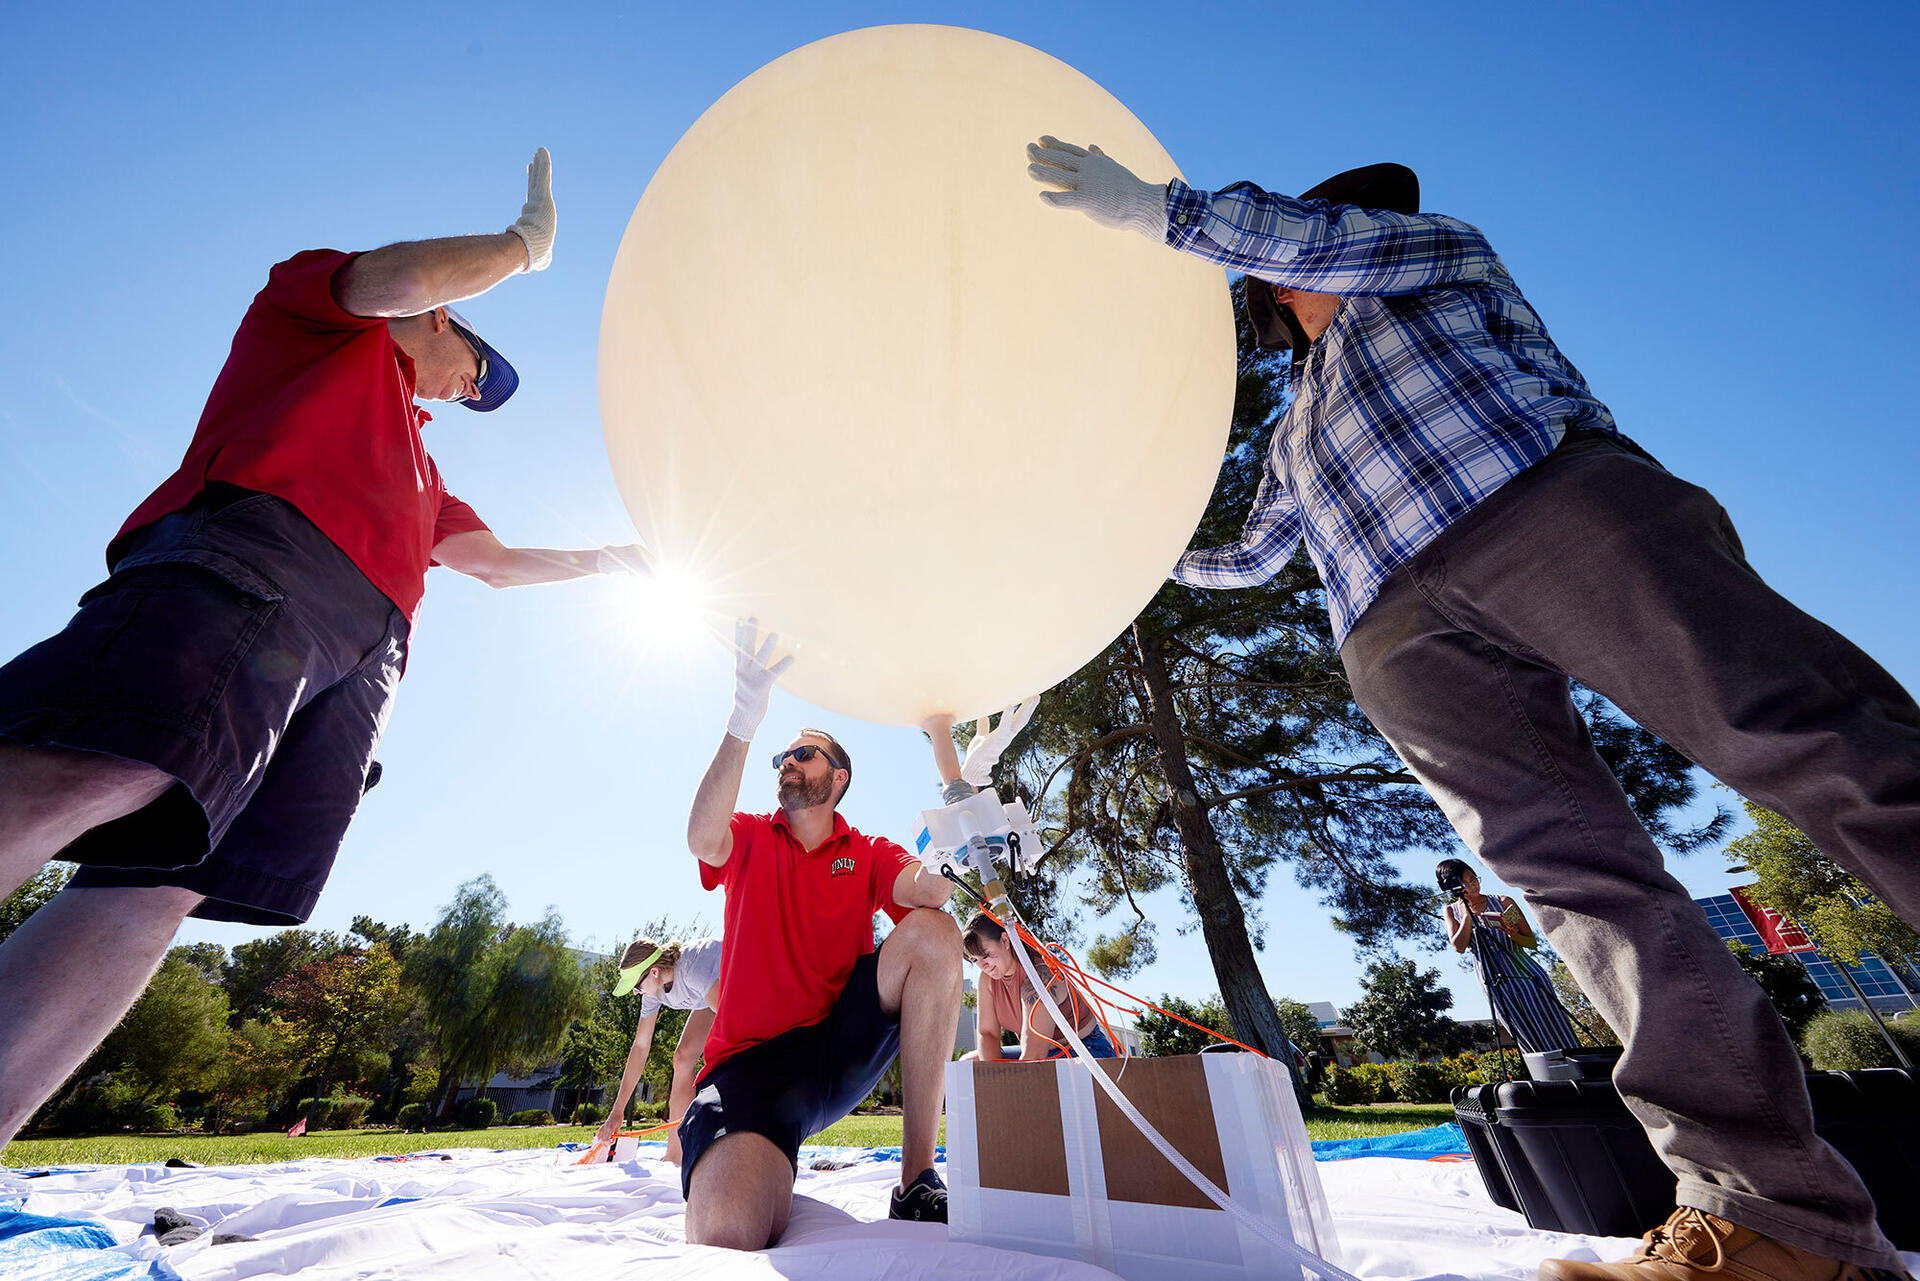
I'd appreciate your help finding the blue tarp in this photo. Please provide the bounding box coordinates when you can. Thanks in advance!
[0,1201,177,1281]
[1310,1122,1470,1162]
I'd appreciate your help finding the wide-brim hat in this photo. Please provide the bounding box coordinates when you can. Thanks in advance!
[444,307,521,412]
[1245,163,1421,353]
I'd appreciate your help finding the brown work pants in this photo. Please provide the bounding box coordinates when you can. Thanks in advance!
[1341,430,1920,1267]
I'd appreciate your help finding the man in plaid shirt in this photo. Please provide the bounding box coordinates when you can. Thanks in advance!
[1032,139,1918,1281]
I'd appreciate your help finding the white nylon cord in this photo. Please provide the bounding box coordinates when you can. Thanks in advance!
[1005,907,1362,1281]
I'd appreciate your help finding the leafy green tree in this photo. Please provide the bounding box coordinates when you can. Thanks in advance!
[101,956,232,1100]
[407,876,592,1117]
[1343,959,1455,1060]
[993,279,1723,1063]
[1134,993,1234,1058]
[1726,799,1919,970]
[1726,942,1828,1040]
[269,943,411,1115]
[171,942,227,984]
[1274,998,1323,1055]
[221,929,349,1027]
[0,862,73,945]
[205,1018,294,1131]
[350,915,420,967]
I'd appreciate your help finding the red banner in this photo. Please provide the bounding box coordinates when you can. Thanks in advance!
[1729,885,1818,955]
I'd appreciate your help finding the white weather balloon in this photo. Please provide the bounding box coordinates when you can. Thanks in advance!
[600,25,1233,726]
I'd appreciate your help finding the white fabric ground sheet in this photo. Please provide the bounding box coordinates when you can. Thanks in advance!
[5,1146,1911,1281]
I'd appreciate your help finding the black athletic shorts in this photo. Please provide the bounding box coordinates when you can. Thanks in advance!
[678,947,902,1198]
[0,486,408,925]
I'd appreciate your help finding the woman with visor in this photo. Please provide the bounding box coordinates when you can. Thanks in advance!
[594,934,723,1162]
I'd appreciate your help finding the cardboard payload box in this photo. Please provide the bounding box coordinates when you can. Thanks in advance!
[946,1052,1341,1281]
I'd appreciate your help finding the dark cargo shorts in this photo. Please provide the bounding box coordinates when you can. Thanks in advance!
[0,486,408,924]
[678,948,902,1199]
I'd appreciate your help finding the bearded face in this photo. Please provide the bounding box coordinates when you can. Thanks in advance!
[777,765,836,812]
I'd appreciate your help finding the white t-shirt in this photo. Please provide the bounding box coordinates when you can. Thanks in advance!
[638,936,722,1017]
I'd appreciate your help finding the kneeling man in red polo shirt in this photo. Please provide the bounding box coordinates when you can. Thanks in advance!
[681,622,964,1248]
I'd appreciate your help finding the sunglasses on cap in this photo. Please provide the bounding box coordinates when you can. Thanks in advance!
[772,744,845,771]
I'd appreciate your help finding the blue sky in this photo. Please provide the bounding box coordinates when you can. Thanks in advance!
[4,2,1916,1021]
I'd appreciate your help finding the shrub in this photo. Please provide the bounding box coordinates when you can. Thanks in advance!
[1320,1065,1376,1105]
[396,1103,430,1133]
[1801,1009,1920,1069]
[1350,1062,1398,1103]
[47,1083,179,1136]
[455,1096,498,1130]
[327,1095,372,1129]
[632,1100,667,1121]
[570,1102,606,1126]
[1438,1053,1492,1091]
[400,1068,440,1108]
[1386,1060,1453,1104]
[293,1095,373,1130]
[506,1109,555,1127]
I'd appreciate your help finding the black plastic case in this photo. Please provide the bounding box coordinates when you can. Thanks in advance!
[1452,1069,1918,1248]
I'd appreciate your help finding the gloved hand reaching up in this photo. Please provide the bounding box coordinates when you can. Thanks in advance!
[507,147,556,272]
[959,697,1040,789]
[1027,136,1168,241]
[728,618,793,743]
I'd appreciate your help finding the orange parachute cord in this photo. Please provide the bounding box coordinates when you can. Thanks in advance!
[572,1115,683,1165]
[982,905,1269,1060]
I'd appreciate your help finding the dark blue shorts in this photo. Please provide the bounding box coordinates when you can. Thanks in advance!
[0,487,407,925]
[678,947,901,1198]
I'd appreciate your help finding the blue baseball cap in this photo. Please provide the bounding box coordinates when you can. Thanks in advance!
[444,307,520,412]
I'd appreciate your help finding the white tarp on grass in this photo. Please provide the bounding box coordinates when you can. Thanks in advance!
[6,1143,1885,1281]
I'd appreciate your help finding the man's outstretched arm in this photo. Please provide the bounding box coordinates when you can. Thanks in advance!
[334,148,556,317]
[688,735,749,869]
[688,621,791,868]
[431,531,644,589]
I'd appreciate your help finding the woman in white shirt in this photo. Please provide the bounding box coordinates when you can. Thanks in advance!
[595,935,722,1162]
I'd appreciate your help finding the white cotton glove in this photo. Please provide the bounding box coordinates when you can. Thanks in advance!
[728,618,792,743]
[594,543,651,576]
[959,697,1040,788]
[506,147,556,272]
[1027,136,1168,241]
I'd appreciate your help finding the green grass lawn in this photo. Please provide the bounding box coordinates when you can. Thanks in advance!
[3,1102,1455,1169]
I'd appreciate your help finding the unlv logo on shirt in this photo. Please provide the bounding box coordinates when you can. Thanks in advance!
[829,856,857,878]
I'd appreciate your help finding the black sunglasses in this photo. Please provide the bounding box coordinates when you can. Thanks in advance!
[772,744,844,771]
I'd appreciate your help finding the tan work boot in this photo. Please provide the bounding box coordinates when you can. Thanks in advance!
[1537,1208,1908,1281]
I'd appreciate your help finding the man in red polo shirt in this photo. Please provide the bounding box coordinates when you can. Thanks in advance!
[680,622,964,1248]
[0,149,641,1148]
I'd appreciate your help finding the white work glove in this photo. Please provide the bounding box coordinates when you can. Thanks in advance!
[959,697,1040,788]
[506,147,556,272]
[1027,136,1168,241]
[728,618,792,743]
[595,543,651,576]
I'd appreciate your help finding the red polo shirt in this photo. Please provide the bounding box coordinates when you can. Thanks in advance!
[113,249,490,623]
[699,810,917,1075]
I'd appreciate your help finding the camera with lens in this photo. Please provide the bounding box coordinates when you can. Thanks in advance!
[1437,866,1468,899]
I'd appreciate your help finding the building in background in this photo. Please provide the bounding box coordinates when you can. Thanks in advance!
[1696,892,1920,1015]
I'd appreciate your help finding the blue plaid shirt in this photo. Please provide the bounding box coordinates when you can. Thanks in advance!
[1163,178,1623,644]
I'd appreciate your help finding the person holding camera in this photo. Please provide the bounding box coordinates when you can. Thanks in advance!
[1438,859,1581,1055]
